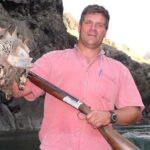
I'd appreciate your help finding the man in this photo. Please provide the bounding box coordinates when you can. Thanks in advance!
[12,5,144,150]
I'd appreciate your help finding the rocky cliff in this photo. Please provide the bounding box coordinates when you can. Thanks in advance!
[0,0,149,131]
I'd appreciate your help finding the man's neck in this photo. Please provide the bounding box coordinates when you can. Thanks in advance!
[76,43,101,62]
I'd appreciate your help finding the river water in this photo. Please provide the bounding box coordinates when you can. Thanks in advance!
[0,124,150,150]
[114,124,150,150]
[0,130,40,150]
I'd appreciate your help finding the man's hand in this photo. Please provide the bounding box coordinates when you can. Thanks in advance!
[86,107,142,128]
[86,110,111,128]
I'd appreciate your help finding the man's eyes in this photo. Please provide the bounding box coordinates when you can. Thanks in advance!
[84,21,104,27]
[96,23,105,27]
[84,20,92,24]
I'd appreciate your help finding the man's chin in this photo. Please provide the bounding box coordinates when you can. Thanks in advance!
[85,44,101,49]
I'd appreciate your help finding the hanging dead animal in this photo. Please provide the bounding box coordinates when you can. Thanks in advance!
[0,27,33,99]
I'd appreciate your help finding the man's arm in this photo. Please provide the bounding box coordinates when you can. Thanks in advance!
[86,106,142,128]
[112,106,142,125]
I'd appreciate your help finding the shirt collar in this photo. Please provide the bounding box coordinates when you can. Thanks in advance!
[74,44,105,56]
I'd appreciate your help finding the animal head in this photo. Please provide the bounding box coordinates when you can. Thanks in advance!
[0,27,33,68]
[0,26,33,99]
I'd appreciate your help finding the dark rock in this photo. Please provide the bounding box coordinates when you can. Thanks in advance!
[0,0,76,131]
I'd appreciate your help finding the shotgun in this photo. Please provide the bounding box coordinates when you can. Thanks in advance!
[27,71,140,150]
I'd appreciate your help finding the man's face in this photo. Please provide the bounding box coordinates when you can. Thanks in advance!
[78,13,107,49]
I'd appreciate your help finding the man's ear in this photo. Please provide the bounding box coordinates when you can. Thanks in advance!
[104,32,107,37]
[78,24,81,33]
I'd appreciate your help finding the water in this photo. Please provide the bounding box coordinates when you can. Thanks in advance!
[0,130,40,150]
[114,124,150,150]
[0,125,150,150]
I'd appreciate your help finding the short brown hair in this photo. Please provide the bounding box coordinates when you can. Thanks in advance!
[79,5,110,30]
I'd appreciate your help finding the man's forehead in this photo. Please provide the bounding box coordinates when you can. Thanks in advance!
[83,13,106,21]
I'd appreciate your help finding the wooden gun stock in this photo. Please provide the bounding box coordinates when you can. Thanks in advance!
[27,71,140,150]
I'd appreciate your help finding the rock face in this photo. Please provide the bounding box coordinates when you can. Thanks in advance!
[0,0,77,131]
[0,0,149,131]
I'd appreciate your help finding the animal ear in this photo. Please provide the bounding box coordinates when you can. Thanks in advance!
[21,36,28,43]
[5,25,14,35]
[18,36,30,53]
[4,25,11,33]
[0,26,12,39]
[11,27,18,38]
[22,40,31,53]
[1,25,17,39]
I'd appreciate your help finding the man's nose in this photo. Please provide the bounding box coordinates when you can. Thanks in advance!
[90,23,97,30]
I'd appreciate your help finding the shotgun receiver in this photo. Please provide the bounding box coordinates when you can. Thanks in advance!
[27,71,140,150]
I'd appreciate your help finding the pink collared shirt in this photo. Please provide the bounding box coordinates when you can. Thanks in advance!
[25,48,144,150]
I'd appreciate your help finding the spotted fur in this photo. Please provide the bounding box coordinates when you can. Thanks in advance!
[0,27,33,99]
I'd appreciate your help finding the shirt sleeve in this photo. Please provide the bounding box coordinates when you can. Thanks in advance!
[24,53,52,101]
[115,66,145,111]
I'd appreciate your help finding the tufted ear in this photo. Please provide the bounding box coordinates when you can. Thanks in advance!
[19,37,30,53]
[21,36,28,44]
[22,39,30,53]
[11,27,18,38]
[0,26,18,39]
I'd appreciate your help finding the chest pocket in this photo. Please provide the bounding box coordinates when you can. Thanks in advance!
[95,72,118,109]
